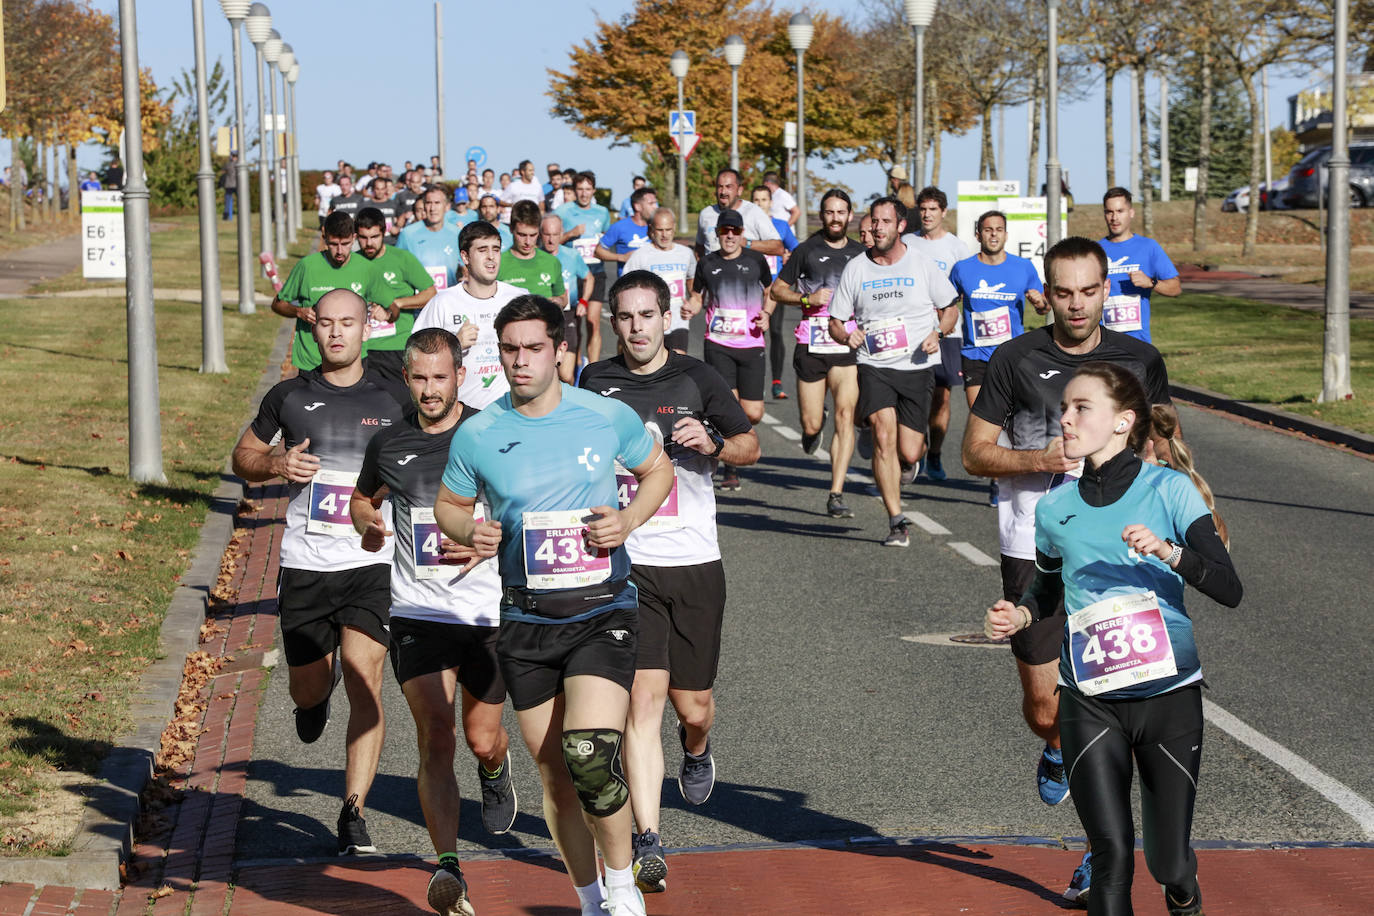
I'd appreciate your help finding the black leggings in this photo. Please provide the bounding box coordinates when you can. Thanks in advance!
[768,307,786,384]
[1060,685,1203,916]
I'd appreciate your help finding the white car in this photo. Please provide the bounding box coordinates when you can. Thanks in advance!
[1221,178,1289,212]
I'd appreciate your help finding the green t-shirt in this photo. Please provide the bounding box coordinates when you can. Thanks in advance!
[278,251,377,369]
[360,245,436,352]
[496,249,567,299]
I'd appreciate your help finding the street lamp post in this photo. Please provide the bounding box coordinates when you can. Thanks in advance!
[724,35,745,172]
[435,3,446,176]
[277,43,296,241]
[244,4,273,261]
[1321,0,1352,401]
[1045,0,1062,246]
[263,29,287,259]
[219,0,255,314]
[287,63,301,240]
[669,50,690,234]
[192,0,227,373]
[788,13,812,239]
[117,0,164,483]
[904,0,937,188]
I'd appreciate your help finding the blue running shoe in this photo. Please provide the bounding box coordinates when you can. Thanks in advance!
[1037,745,1069,806]
[988,479,999,507]
[927,454,947,481]
[1063,850,1091,906]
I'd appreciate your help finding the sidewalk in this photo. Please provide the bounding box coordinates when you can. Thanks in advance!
[1175,263,1374,319]
[2,484,1371,915]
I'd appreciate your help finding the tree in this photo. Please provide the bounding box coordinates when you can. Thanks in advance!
[1152,69,1253,199]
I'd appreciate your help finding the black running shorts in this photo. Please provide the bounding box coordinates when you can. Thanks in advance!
[931,336,964,388]
[277,565,391,666]
[665,328,690,353]
[856,364,934,434]
[1001,554,1067,665]
[793,342,857,384]
[632,561,727,691]
[496,606,638,711]
[961,355,989,389]
[388,616,506,704]
[704,340,766,402]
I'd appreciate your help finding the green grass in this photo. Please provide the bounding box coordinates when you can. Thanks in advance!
[1153,293,1374,435]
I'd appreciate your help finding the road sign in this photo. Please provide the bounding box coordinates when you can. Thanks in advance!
[956,180,1021,245]
[466,146,486,168]
[669,110,696,135]
[81,191,126,280]
[670,133,701,160]
[784,121,797,150]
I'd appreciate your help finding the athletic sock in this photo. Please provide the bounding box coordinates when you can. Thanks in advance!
[889,514,906,529]
[480,761,503,779]
[438,852,459,867]
[575,878,605,910]
[604,863,634,892]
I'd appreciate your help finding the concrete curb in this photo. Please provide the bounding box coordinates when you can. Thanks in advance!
[1172,382,1374,455]
[17,287,274,306]
[0,321,293,891]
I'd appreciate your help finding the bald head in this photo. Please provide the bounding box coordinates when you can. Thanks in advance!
[316,287,368,321]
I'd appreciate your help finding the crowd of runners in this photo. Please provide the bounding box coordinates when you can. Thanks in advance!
[235,159,1243,916]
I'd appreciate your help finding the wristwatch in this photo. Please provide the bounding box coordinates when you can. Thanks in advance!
[1164,539,1183,567]
[801,294,810,307]
[706,428,725,457]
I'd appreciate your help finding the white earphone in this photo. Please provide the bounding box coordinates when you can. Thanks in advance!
[1115,420,1129,433]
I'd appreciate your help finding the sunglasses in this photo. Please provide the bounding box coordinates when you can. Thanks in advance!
[717,226,743,235]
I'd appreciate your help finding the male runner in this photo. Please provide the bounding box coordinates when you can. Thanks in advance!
[362,177,401,244]
[623,207,699,354]
[413,221,523,410]
[314,170,341,225]
[581,271,759,895]
[273,211,377,373]
[328,174,366,217]
[687,208,773,492]
[750,184,800,400]
[961,235,1173,901]
[499,200,568,307]
[694,168,782,258]
[354,207,437,384]
[762,171,800,230]
[595,186,659,362]
[618,176,646,219]
[350,328,515,915]
[555,171,613,365]
[501,160,545,209]
[397,186,465,292]
[542,213,593,383]
[1100,187,1181,342]
[948,210,1047,505]
[435,295,674,916]
[477,194,514,250]
[231,289,407,855]
[858,214,875,248]
[769,188,866,519]
[902,186,971,482]
[828,197,957,547]
[391,168,427,226]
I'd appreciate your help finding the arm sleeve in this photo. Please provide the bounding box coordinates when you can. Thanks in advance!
[776,241,803,287]
[692,258,706,295]
[928,260,959,308]
[1144,347,1172,405]
[440,429,479,498]
[278,258,307,304]
[612,399,656,468]
[411,295,443,332]
[689,362,754,438]
[248,382,289,444]
[355,432,386,497]
[752,208,780,241]
[694,214,708,250]
[400,250,436,292]
[1151,239,1179,281]
[782,224,799,251]
[1175,514,1242,607]
[549,256,566,297]
[1020,549,1066,621]
[601,221,624,250]
[754,251,773,286]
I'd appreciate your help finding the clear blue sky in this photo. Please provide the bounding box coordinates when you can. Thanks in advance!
[11,0,1331,207]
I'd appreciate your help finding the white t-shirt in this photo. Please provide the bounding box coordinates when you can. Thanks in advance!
[500,178,544,207]
[624,243,697,335]
[828,245,958,371]
[412,281,523,408]
[356,174,375,193]
[904,232,972,336]
[695,200,781,254]
[768,186,798,223]
[315,182,341,215]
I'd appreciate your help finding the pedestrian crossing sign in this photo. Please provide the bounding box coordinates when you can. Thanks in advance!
[669,110,696,136]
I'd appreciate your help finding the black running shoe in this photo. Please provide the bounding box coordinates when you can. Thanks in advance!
[677,724,716,805]
[826,493,854,519]
[294,651,341,744]
[479,752,518,835]
[801,429,821,455]
[632,830,667,894]
[337,793,377,855]
[427,860,475,915]
[1165,881,1204,916]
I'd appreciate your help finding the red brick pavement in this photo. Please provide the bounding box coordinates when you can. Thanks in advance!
[2,482,1372,915]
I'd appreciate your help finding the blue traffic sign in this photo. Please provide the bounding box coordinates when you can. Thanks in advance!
[669,111,696,136]
[465,146,487,168]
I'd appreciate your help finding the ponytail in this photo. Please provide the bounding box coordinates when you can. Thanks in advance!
[1150,404,1229,549]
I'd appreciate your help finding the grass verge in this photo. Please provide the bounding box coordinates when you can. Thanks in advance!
[1153,293,1373,436]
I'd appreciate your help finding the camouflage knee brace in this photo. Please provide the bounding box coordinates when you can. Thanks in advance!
[561,729,629,816]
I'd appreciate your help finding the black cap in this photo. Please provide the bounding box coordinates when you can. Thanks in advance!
[716,208,744,230]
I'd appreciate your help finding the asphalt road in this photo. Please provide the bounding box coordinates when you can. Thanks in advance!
[237,310,1374,865]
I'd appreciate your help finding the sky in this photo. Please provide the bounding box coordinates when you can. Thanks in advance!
[9,0,1338,208]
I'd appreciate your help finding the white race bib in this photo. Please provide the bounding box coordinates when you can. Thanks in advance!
[306,469,358,536]
[426,265,449,291]
[863,317,912,358]
[1103,295,1143,333]
[615,464,681,529]
[1068,591,1177,696]
[970,305,1013,348]
[367,315,397,339]
[807,317,848,354]
[521,509,612,590]
[573,235,602,265]
[410,504,485,580]
[709,307,749,340]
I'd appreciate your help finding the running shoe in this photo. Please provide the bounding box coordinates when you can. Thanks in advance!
[856,425,873,460]
[678,723,716,805]
[600,886,647,916]
[716,465,742,491]
[337,793,377,855]
[927,453,947,481]
[988,479,999,507]
[826,492,854,519]
[478,752,518,834]
[801,411,825,455]
[771,380,788,400]
[632,830,668,894]
[1165,880,1204,916]
[1063,850,1091,905]
[427,861,476,916]
[883,518,911,548]
[917,456,927,478]
[899,463,918,486]
[1037,745,1070,806]
[294,651,341,744]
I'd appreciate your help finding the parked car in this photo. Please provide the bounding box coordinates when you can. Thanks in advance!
[1221,177,1289,212]
[1282,143,1374,208]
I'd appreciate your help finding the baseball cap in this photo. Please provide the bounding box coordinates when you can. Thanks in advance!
[717,208,744,230]
[889,165,909,181]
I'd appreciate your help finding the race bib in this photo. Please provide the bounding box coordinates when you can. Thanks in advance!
[521,509,612,590]
[573,235,602,265]
[306,469,357,536]
[864,317,912,358]
[615,465,681,529]
[807,317,847,354]
[971,305,1013,348]
[410,504,485,580]
[1068,591,1177,696]
[709,307,749,340]
[367,315,397,339]
[426,264,449,291]
[1103,295,1143,333]
[667,276,688,306]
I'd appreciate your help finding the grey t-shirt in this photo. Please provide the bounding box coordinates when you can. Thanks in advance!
[695,200,780,254]
[828,245,958,371]
[903,232,972,337]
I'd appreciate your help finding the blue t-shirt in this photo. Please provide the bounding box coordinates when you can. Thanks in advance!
[949,253,1043,361]
[554,245,589,302]
[396,221,463,289]
[619,197,635,219]
[79,179,102,191]
[1098,235,1178,343]
[763,216,800,278]
[554,202,611,237]
[452,210,478,227]
[1035,462,1212,700]
[442,385,656,623]
[600,217,651,258]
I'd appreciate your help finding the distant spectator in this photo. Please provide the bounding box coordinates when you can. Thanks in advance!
[619,175,647,219]
[221,153,239,220]
[79,171,102,192]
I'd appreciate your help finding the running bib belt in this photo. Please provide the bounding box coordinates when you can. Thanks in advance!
[970,305,1013,348]
[616,465,681,529]
[808,317,848,354]
[1103,295,1143,333]
[522,510,612,590]
[410,504,486,580]
[307,470,358,536]
[865,317,912,358]
[1068,591,1177,696]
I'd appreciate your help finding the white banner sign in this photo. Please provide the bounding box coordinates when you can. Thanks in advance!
[997,196,1069,284]
[956,180,1020,247]
[81,190,126,280]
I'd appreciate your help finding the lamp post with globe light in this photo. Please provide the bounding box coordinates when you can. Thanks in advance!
[219,0,255,313]
[1046,0,1063,245]
[277,43,296,240]
[787,13,813,238]
[904,0,936,187]
[724,35,746,172]
[262,29,286,258]
[669,50,690,233]
[192,0,227,372]
[287,62,301,239]
[244,4,274,259]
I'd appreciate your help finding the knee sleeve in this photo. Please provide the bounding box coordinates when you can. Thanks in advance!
[561,729,629,816]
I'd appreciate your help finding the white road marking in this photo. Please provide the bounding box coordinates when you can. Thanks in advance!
[760,414,780,426]
[773,426,801,441]
[903,511,950,536]
[946,541,998,566]
[1202,698,1374,839]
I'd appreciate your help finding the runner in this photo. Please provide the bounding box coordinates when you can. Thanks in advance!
[500,160,545,209]
[769,188,866,519]
[499,200,568,307]
[273,211,377,374]
[961,236,1176,902]
[623,207,699,354]
[948,209,1047,506]
[858,213,875,248]
[750,184,800,401]
[435,295,674,916]
[555,171,613,367]
[350,328,516,915]
[580,271,760,895]
[397,186,465,292]
[542,213,594,384]
[985,361,1239,916]
[353,208,437,384]
[595,186,659,362]
[477,194,514,250]
[328,174,367,218]
[901,186,971,482]
[828,197,957,547]
[1100,187,1181,342]
[762,171,800,231]
[694,168,783,259]
[231,288,408,855]
[687,208,773,492]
